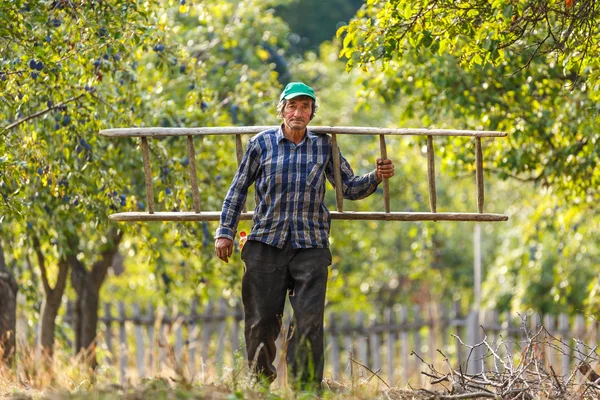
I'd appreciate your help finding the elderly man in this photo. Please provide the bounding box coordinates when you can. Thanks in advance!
[215,82,394,389]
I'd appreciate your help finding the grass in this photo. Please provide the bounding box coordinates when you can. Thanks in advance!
[0,344,426,400]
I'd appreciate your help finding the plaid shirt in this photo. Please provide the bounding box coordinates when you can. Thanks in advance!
[216,126,380,249]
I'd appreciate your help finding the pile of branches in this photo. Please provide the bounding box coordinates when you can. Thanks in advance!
[412,324,600,399]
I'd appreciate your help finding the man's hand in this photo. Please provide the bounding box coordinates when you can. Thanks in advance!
[215,237,234,263]
[376,158,395,182]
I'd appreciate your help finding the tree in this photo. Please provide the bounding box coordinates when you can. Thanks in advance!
[337,0,600,313]
[1,0,170,362]
[31,236,68,359]
[1,0,294,365]
[0,241,18,365]
[338,0,600,203]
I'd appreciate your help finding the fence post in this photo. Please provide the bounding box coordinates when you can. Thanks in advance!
[103,303,114,366]
[398,306,409,384]
[132,303,145,379]
[412,304,422,381]
[342,312,353,380]
[466,309,483,374]
[329,312,341,379]
[201,301,215,368]
[215,298,228,374]
[188,298,199,380]
[356,312,368,370]
[384,307,395,386]
[543,314,556,372]
[559,313,570,375]
[369,312,381,373]
[174,312,183,364]
[575,314,586,361]
[231,302,243,360]
[146,301,155,376]
[427,303,437,371]
[118,302,127,385]
[158,305,169,371]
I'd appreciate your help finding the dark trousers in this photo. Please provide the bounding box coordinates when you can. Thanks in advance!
[241,239,331,388]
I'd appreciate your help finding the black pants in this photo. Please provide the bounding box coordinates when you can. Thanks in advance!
[241,239,331,388]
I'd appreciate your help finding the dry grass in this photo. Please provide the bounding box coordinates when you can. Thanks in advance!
[0,343,426,400]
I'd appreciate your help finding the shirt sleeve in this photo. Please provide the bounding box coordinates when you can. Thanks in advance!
[325,140,381,201]
[215,138,260,240]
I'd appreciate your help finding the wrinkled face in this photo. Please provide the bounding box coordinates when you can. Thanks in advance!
[282,96,313,131]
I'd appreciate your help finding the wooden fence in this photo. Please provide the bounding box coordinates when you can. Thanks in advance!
[50,300,599,386]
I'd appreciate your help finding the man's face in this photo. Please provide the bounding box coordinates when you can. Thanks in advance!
[282,96,313,131]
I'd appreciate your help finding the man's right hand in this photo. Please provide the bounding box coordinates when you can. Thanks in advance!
[215,238,234,263]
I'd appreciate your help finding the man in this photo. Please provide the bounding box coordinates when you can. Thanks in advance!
[215,82,394,389]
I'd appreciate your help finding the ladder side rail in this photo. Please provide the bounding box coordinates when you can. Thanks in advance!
[107,211,509,222]
[100,126,507,138]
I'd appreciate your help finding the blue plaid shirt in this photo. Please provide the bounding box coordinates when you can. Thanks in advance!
[216,126,380,249]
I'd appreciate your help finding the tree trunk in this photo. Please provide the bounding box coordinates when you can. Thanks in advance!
[80,281,100,363]
[0,241,18,366]
[70,229,122,367]
[70,259,86,354]
[37,295,61,359]
[33,238,69,359]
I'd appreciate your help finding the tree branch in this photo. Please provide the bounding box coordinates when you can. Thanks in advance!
[55,258,69,299]
[483,167,544,183]
[24,253,39,288]
[32,236,52,295]
[0,240,7,273]
[89,228,123,291]
[349,357,390,388]
[0,91,92,136]
[0,240,18,294]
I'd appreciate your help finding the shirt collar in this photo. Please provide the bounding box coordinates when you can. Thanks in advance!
[277,125,316,144]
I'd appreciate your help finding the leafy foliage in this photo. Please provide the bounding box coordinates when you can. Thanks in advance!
[337,0,600,314]
[0,0,292,331]
[339,0,600,85]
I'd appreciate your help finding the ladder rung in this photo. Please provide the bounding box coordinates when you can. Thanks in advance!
[427,135,437,213]
[108,211,508,222]
[187,135,201,213]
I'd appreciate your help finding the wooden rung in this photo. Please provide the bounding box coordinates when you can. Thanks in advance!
[427,135,437,213]
[331,133,344,212]
[235,134,246,213]
[108,211,509,222]
[475,137,484,214]
[379,134,390,213]
[140,137,155,214]
[187,135,201,213]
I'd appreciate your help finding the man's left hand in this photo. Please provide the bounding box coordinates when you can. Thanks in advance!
[376,158,395,182]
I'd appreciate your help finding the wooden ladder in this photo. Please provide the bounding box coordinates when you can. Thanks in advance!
[99,126,508,222]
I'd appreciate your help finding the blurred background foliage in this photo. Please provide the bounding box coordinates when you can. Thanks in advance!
[1,0,599,354]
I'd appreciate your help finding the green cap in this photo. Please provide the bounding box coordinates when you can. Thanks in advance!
[279,82,316,101]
